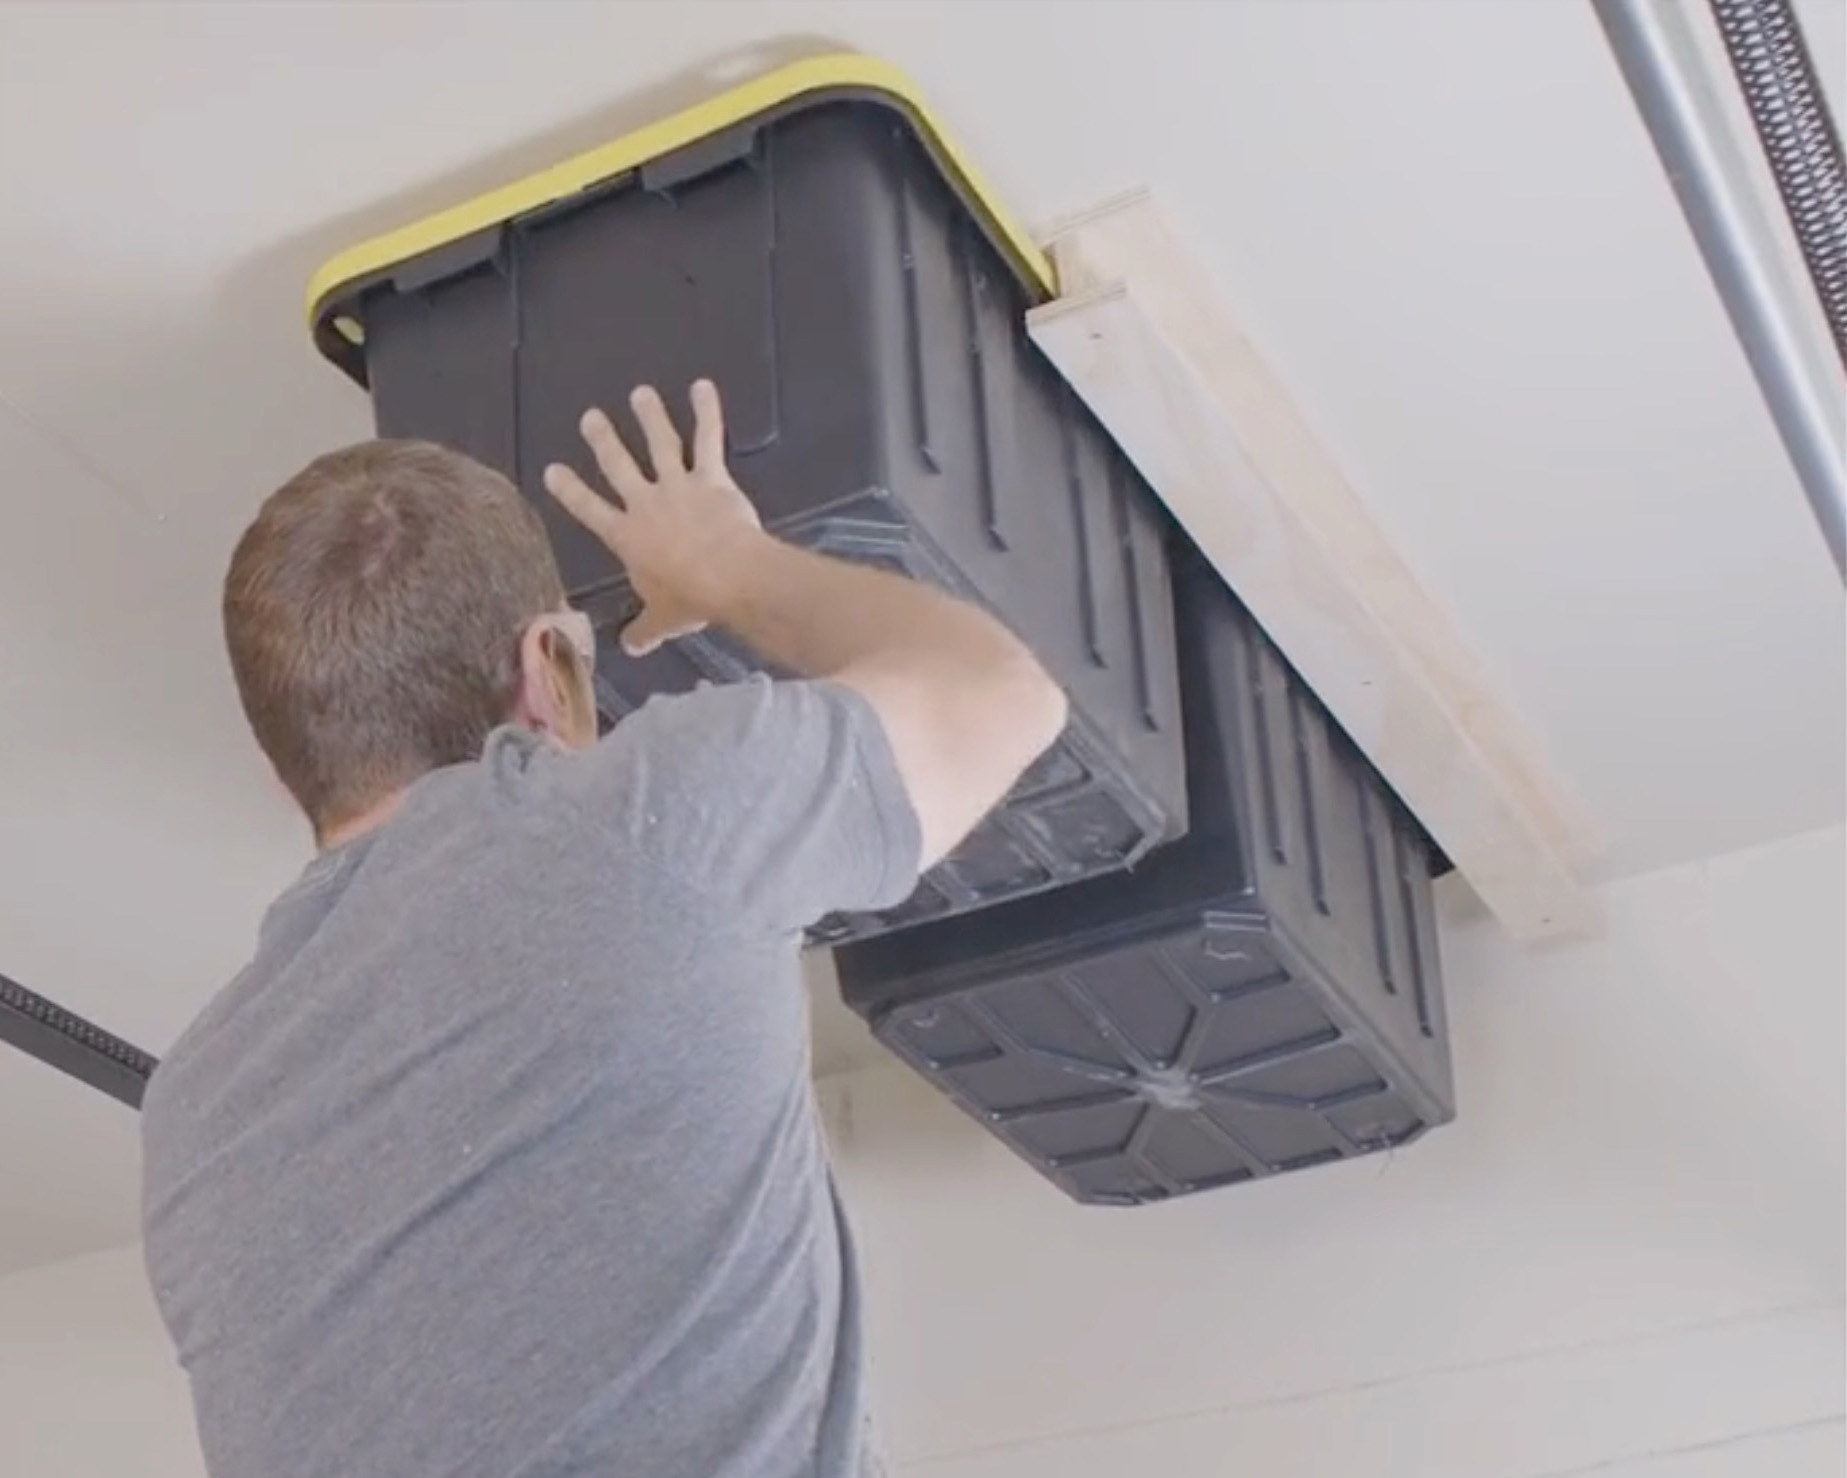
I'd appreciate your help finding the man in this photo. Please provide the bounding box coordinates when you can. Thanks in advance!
[140,380,1066,1478]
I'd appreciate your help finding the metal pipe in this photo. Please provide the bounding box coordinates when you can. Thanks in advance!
[1593,0,1847,581]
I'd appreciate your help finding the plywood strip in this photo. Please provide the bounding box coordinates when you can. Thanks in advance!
[1029,191,1598,941]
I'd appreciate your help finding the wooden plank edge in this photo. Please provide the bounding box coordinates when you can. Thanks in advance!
[1027,210,1599,940]
[1037,191,1599,869]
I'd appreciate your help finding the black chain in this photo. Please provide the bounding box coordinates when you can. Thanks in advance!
[1,972,157,1108]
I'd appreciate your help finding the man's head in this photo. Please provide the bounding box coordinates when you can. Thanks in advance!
[224,440,596,843]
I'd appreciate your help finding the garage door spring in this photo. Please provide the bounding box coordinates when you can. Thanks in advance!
[1709,0,1847,367]
[0,971,156,1109]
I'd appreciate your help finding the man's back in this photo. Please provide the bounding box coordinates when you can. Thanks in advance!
[150,379,1064,1474]
[142,679,919,1478]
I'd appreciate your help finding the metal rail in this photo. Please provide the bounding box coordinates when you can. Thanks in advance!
[0,971,155,1109]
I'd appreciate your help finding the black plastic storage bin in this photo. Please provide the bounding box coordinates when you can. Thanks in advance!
[308,57,1187,944]
[838,541,1455,1205]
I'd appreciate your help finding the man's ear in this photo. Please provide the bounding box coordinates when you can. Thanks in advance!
[511,619,559,734]
[512,619,595,747]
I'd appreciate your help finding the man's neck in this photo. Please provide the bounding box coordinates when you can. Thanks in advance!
[318,789,409,853]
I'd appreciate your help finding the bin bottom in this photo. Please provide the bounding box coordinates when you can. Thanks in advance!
[862,910,1450,1207]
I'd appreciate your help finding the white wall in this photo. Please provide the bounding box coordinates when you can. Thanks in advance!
[0,1243,202,1476]
[1,828,1841,1477]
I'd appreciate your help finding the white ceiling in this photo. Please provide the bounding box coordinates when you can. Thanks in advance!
[0,0,1842,1276]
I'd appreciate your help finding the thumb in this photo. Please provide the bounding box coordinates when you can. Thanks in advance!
[619,601,702,658]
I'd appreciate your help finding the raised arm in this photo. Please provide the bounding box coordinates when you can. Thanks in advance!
[544,381,1067,869]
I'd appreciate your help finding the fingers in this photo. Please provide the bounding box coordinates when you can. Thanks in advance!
[629,386,685,478]
[690,378,726,472]
[542,460,625,545]
[573,385,715,489]
[579,407,645,498]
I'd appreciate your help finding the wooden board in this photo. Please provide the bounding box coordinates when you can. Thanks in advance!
[1029,191,1598,941]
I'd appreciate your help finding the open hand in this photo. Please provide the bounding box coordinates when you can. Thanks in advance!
[543,380,763,656]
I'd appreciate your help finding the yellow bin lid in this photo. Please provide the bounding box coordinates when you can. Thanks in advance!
[307,53,1054,384]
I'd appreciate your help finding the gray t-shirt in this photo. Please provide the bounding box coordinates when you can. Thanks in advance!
[141,678,921,1478]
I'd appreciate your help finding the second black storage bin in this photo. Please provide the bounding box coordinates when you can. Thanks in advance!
[308,59,1188,944]
[838,541,1455,1205]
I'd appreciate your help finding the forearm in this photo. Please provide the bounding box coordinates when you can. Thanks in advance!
[700,527,1067,866]
[701,527,1038,687]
